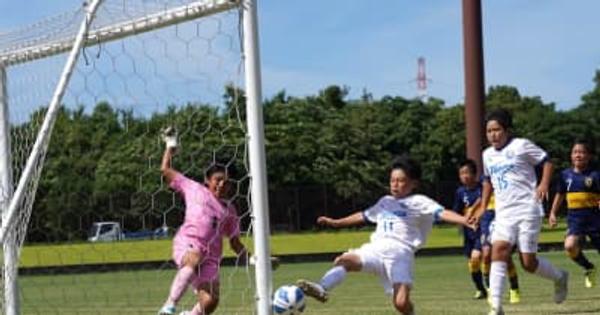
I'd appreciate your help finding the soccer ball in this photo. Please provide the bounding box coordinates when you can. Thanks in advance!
[272,285,306,314]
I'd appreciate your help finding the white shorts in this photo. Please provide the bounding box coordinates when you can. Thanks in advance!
[490,216,542,253]
[349,242,414,295]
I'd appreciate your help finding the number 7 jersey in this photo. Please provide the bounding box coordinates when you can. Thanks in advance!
[363,194,444,254]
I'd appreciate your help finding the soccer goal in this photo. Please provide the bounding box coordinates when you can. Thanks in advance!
[0,0,272,314]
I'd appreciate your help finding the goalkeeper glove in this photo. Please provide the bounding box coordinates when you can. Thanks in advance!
[161,126,178,149]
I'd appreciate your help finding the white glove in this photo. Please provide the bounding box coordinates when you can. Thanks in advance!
[248,255,280,270]
[161,126,178,149]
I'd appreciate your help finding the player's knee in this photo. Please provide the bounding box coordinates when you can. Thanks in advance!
[202,296,219,314]
[468,259,480,272]
[491,244,510,261]
[393,296,412,314]
[333,254,360,271]
[183,251,202,267]
[520,257,537,273]
[522,263,536,273]
[564,242,579,257]
[564,247,579,258]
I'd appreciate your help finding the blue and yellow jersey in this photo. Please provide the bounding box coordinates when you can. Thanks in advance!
[486,193,495,211]
[452,184,481,217]
[557,168,600,211]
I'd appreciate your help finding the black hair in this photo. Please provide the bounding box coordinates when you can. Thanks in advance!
[205,161,237,180]
[205,164,226,179]
[485,108,513,130]
[573,138,595,156]
[459,159,478,175]
[390,156,422,181]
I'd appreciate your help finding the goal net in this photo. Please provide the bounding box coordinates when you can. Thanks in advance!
[0,0,271,314]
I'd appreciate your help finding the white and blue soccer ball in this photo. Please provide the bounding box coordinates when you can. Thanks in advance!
[272,285,306,315]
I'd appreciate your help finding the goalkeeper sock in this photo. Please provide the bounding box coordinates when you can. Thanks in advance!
[167,265,195,305]
[490,261,507,309]
[320,266,347,291]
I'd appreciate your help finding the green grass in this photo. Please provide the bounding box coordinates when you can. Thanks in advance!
[19,251,600,314]
[19,223,569,268]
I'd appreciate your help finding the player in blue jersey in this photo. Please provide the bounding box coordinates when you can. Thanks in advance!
[454,160,521,303]
[479,191,521,304]
[296,156,475,315]
[474,108,568,315]
[549,139,600,288]
[453,159,487,299]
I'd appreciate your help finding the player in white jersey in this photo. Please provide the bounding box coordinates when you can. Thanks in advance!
[474,108,568,315]
[296,156,474,315]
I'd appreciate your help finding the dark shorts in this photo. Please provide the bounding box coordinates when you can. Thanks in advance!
[567,210,600,249]
[480,211,495,246]
[463,226,482,257]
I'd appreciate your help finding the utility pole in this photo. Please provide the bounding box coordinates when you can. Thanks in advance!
[462,0,485,173]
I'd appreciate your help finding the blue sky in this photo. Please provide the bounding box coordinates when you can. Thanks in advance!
[1,0,599,110]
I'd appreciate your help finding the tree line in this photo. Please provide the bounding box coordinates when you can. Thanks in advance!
[14,71,600,242]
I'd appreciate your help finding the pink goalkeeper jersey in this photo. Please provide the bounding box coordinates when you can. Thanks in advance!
[170,172,240,259]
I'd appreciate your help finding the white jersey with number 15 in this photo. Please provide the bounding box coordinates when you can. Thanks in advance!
[482,138,547,220]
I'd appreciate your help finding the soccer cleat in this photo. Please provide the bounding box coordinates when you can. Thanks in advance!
[487,306,504,315]
[554,270,569,304]
[296,279,328,303]
[473,290,487,300]
[584,268,596,288]
[158,304,176,315]
[509,289,520,304]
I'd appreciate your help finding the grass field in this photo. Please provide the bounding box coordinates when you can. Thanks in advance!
[20,251,600,315]
[19,224,569,267]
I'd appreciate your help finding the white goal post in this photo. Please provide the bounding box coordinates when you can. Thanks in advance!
[0,0,273,314]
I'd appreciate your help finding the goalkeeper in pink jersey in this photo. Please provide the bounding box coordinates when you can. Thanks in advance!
[158,127,250,315]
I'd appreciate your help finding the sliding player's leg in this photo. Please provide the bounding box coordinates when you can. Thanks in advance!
[297,251,361,303]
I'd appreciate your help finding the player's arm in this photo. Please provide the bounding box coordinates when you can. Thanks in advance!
[537,160,554,201]
[229,235,247,256]
[548,192,565,228]
[317,211,365,229]
[160,127,178,184]
[439,209,476,230]
[466,198,481,217]
[229,236,254,266]
[470,179,492,224]
[229,236,280,270]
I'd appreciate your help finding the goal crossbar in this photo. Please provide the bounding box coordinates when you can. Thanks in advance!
[0,0,239,67]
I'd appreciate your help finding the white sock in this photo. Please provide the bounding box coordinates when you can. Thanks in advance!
[319,266,347,291]
[166,265,195,305]
[490,261,507,309]
[535,256,561,281]
[189,303,204,315]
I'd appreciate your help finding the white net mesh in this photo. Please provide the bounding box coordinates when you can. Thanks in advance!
[0,1,260,314]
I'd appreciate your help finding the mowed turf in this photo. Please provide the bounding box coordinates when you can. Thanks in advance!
[19,224,568,267]
[20,251,600,315]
